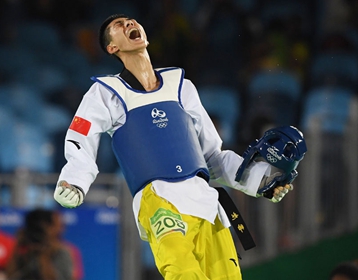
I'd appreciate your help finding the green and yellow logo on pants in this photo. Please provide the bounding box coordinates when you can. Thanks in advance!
[150,208,188,240]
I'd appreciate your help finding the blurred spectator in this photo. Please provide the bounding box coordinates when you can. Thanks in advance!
[23,0,94,33]
[245,13,311,84]
[5,209,78,280]
[145,0,199,79]
[193,0,243,86]
[320,0,351,33]
[319,32,356,52]
[0,231,15,279]
[63,241,84,280]
[330,261,358,280]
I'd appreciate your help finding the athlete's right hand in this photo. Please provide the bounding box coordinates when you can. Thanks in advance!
[54,180,84,208]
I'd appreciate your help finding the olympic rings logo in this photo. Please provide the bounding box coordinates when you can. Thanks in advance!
[266,153,278,163]
[157,123,167,128]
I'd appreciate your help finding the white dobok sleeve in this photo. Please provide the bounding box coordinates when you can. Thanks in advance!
[180,79,270,197]
[57,82,126,195]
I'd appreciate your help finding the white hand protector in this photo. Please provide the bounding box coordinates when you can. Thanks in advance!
[54,180,84,208]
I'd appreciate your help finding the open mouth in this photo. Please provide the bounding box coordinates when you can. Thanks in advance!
[129,29,141,40]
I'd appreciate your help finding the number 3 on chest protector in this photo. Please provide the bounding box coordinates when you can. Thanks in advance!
[176,165,182,172]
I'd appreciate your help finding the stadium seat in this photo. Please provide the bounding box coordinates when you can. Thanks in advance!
[0,105,14,135]
[34,64,70,95]
[96,133,120,173]
[179,0,201,16]
[42,104,72,135]
[300,86,353,134]
[17,21,62,51]
[260,0,312,34]
[198,85,241,146]
[0,46,39,83]
[57,47,94,91]
[310,51,358,90]
[300,86,354,229]
[246,69,301,126]
[262,1,306,21]
[346,29,358,52]
[0,100,55,173]
[0,85,13,107]
[7,85,45,125]
[249,70,301,100]
[92,0,139,24]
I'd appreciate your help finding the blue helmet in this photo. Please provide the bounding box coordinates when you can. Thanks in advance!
[235,125,307,194]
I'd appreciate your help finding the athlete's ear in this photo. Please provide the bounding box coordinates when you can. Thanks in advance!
[107,43,119,54]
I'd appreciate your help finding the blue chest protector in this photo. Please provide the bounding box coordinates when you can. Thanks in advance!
[91,68,209,196]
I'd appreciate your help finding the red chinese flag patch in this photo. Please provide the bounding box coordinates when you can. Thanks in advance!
[69,116,91,136]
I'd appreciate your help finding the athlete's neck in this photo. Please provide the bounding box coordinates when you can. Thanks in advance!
[121,51,159,91]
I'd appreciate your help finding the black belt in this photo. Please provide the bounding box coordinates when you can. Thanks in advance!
[215,187,256,251]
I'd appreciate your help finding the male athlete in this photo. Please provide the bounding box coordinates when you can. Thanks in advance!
[54,14,306,279]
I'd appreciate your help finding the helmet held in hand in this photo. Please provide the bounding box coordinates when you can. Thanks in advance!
[235,125,307,194]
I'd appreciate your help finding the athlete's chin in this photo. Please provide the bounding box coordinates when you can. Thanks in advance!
[123,42,148,52]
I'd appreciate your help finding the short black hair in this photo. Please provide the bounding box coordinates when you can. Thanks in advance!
[99,13,129,54]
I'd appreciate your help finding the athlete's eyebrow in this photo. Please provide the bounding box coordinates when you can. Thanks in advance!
[112,18,134,27]
[115,17,132,22]
[113,19,125,25]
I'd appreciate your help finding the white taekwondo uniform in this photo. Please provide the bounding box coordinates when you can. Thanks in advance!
[58,67,271,239]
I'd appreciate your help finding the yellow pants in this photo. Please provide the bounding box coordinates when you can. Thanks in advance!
[138,184,242,280]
